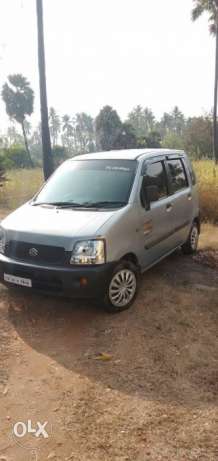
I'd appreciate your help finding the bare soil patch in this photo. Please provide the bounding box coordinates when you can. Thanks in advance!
[0,215,218,460]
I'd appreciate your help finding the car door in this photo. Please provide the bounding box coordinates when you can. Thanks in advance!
[137,158,176,270]
[165,157,193,246]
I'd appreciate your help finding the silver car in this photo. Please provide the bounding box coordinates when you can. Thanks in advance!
[0,149,200,312]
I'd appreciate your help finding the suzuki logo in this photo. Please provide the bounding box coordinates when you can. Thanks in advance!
[29,248,39,257]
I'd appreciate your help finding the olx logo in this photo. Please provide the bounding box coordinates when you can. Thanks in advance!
[13,420,49,439]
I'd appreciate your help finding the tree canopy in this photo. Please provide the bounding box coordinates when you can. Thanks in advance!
[192,0,218,34]
[2,74,34,166]
[0,102,214,169]
[2,74,34,124]
[127,105,155,139]
[95,105,122,151]
[49,107,61,147]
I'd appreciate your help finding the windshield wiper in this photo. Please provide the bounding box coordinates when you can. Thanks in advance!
[83,201,127,208]
[32,201,85,208]
[32,201,127,209]
[31,202,56,207]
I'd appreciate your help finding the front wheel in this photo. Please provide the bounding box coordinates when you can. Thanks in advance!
[182,222,199,255]
[102,261,139,313]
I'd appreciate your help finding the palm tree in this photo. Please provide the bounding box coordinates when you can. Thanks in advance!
[2,74,34,167]
[144,108,155,134]
[171,106,185,136]
[49,107,61,147]
[62,114,75,152]
[36,0,54,179]
[62,115,75,138]
[192,0,218,163]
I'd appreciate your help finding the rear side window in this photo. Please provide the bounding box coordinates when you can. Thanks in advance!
[144,161,168,201]
[167,159,188,193]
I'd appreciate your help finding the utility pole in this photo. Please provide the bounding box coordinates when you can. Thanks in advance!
[36,0,53,179]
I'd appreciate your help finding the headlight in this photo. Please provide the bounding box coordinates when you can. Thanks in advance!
[0,226,6,254]
[70,240,105,265]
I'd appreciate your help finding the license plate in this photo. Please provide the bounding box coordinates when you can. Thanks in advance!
[4,273,32,288]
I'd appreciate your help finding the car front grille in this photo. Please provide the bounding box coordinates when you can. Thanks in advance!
[5,241,66,266]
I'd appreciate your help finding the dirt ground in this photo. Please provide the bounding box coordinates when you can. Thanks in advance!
[0,211,218,460]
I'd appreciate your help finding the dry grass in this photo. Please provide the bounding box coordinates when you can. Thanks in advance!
[194,160,218,224]
[0,161,218,223]
[0,168,43,210]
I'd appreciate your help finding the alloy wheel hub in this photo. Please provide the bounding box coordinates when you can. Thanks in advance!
[109,269,136,308]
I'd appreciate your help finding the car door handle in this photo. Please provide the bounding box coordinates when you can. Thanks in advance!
[166,203,173,212]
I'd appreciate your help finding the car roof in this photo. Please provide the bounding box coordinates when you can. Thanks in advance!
[71,149,185,161]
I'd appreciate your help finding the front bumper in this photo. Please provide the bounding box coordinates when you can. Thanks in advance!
[0,254,116,298]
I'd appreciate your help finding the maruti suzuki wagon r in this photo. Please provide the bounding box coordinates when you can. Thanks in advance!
[0,149,200,312]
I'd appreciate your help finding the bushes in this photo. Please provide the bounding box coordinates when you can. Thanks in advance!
[0,146,32,169]
[185,117,213,159]
[0,168,43,210]
[52,145,68,167]
[162,132,185,150]
[5,144,68,169]
[194,161,218,224]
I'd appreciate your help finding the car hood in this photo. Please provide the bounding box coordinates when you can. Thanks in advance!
[2,203,116,250]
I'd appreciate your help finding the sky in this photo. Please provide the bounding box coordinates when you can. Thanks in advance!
[0,0,215,131]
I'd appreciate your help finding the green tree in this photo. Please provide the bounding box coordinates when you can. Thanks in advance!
[159,107,185,137]
[49,107,60,147]
[136,130,161,149]
[127,106,156,138]
[23,120,32,137]
[113,123,137,149]
[127,105,145,138]
[52,145,68,167]
[95,106,122,151]
[144,108,156,133]
[29,123,42,166]
[75,113,95,154]
[158,112,173,136]
[61,114,75,153]
[36,0,54,179]
[162,132,185,150]
[31,123,42,146]
[192,0,218,163]
[184,115,213,158]
[62,115,74,137]
[171,106,185,136]
[0,136,7,149]
[7,124,23,147]
[146,130,162,148]
[1,146,32,169]
[2,74,34,167]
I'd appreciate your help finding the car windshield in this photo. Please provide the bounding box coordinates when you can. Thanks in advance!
[33,159,137,208]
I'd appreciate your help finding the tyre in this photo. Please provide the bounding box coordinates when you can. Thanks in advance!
[102,260,139,313]
[182,222,199,255]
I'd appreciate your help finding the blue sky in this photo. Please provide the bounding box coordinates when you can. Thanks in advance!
[0,0,215,130]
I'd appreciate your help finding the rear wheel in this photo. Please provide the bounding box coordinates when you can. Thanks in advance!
[103,261,139,313]
[182,222,199,254]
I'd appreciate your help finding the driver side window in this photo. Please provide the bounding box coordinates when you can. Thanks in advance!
[142,161,168,203]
